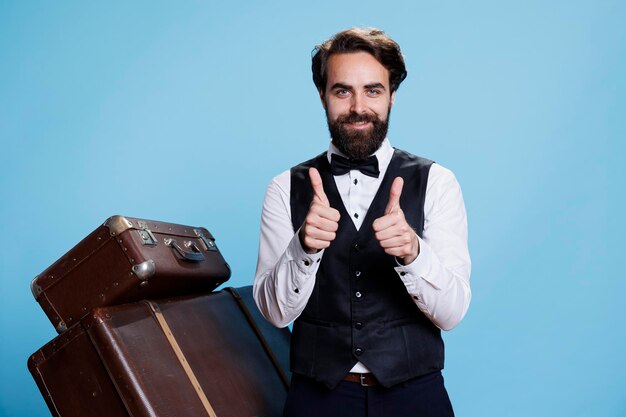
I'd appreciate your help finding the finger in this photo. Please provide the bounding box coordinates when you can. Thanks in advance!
[384,177,404,215]
[375,225,406,242]
[382,246,409,258]
[378,235,412,249]
[375,219,411,241]
[309,167,329,206]
[372,215,395,233]
[372,210,403,232]
[305,227,336,242]
[312,205,341,223]
[303,237,332,251]
[306,212,339,232]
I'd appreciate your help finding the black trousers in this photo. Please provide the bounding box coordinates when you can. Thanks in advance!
[283,371,455,417]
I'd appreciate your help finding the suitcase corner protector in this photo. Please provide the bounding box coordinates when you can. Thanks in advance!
[30,277,43,299]
[103,215,134,236]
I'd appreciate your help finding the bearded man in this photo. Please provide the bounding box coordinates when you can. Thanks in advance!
[253,28,471,417]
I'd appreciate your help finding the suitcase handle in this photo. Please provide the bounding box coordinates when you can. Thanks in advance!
[164,238,206,262]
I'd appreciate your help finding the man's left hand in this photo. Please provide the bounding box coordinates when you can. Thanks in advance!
[372,177,420,265]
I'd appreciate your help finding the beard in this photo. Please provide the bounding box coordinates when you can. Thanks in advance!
[326,108,390,161]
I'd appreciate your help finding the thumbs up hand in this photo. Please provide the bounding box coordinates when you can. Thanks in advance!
[299,167,341,253]
[372,177,420,264]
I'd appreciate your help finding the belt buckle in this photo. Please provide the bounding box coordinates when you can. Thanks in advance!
[359,374,374,387]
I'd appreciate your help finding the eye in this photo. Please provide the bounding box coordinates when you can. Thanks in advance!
[367,89,382,96]
[335,89,350,97]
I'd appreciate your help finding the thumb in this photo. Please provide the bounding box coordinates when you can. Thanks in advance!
[384,177,404,214]
[309,167,329,206]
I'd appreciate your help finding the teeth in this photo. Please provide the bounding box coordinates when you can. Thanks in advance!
[344,120,369,126]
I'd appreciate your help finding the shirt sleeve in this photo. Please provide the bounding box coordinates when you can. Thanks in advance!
[394,164,472,331]
[253,172,323,328]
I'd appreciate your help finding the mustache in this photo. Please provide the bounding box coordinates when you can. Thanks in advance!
[337,112,379,124]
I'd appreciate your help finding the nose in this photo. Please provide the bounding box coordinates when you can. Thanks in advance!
[350,92,367,114]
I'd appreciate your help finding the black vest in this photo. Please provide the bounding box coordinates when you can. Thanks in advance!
[289,149,444,388]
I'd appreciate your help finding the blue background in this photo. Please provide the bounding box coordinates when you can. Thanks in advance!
[1,1,624,416]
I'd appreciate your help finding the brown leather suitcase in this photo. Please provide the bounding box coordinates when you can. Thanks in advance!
[32,215,231,332]
[28,287,290,417]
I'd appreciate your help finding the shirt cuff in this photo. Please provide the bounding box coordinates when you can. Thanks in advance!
[284,227,324,292]
[394,236,442,292]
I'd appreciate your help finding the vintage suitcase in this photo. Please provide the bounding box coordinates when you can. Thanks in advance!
[28,286,291,417]
[32,215,231,332]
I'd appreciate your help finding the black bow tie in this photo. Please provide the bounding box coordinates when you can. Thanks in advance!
[330,154,380,178]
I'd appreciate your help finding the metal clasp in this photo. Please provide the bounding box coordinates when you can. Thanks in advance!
[194,228,217,252]
[359,374,374,387]
[137,221,157,246]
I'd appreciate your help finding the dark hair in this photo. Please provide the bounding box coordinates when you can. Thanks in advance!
[312,28,407,94]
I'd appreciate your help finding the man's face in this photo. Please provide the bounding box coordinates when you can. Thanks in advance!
[322,51,395,160]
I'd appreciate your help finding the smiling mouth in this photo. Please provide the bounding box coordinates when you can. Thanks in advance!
[345,120,372,129]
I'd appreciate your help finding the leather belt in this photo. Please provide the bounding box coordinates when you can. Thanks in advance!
[144,300,217,417]
[343,373,378,386]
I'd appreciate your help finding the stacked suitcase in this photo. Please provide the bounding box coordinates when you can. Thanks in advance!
[28,215,291,417]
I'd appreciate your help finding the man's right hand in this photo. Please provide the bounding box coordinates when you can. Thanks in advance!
[299,167,341,253]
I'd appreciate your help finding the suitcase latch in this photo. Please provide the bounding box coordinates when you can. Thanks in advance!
[137,221,158,246]
[194,228,218,252]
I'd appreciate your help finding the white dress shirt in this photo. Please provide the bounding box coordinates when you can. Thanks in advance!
[253,138,471,373]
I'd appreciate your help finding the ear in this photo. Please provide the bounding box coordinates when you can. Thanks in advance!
[390,90,396,107]
[318,89,326,109]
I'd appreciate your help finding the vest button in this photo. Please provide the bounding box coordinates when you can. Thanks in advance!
[353,243,360,251]
[355,291,362,298]
[354,348,363,356]
[355,271,361,277]
[355,322,363,330]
